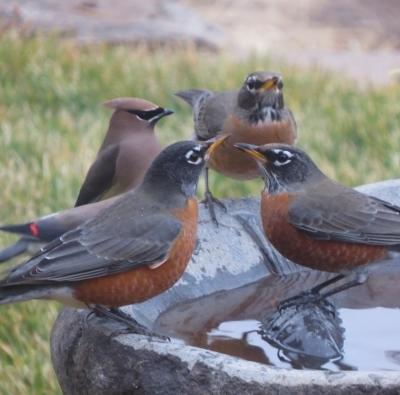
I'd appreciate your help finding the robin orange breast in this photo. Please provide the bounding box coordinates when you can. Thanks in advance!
[0,97,173,263]
[235,143,400,304]
[176,71,297,222]
[0,139,218,333]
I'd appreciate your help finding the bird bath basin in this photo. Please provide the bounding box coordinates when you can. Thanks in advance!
[51,180,400,395]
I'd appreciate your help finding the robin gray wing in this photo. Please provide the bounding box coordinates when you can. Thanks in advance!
[175,89,216,140]
[176,89,236,140]
[74,144,120,207]
[288,182,400,246]
[2,208,182,285]
[195,91,237,140]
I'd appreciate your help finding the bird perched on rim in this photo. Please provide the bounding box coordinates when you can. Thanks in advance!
[0,97,173,263]
[176,71,297,222]
[235,143,400,304]
[0,139,222,331]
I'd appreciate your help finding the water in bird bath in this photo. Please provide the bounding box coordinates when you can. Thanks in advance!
[154,260,400,371]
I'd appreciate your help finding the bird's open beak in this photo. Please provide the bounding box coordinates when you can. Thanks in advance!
[261,77,279,91]
[204,135,230,161]
[234,143,267,163]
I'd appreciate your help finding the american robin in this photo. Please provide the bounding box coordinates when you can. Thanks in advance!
[176,71,297,222]
[0,97,172,263]
[235,143,400,303]
[0,140,219,331]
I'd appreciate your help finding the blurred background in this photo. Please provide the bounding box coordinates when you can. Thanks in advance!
[0,1,399,393]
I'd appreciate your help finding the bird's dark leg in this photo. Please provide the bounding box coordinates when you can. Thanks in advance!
[89,305,168,340]
[308,273,346,294]
[202,166,227,225]
[318,272,368,300]
[278,272,367,311]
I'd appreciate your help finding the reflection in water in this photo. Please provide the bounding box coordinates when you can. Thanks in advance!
[260,299,344,369]
[155,260,400,371]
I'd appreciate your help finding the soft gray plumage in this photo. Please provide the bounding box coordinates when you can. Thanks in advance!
[288,180,400,246]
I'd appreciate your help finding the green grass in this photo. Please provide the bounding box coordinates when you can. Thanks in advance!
[0,31,400,393]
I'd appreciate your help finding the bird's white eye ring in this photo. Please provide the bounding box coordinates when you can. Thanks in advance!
[185,149,203,165]
[273,159,291,166]
[272,149,293,166]
[246,76,259,91]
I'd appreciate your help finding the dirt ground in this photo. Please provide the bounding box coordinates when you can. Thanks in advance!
[186,0,400,52]
[3,0,400,84]
[186,0,400,84]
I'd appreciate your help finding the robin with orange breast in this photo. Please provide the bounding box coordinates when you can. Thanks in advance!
[176,71,297,222]
[0,139,223,333]
[0,97,172,263]
[235,143,400,305]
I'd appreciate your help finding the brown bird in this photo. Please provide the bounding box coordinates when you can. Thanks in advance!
[0,140,219,331]
[176,71,297,221]
[75,97,173,206]
[0,97,172,263]
[235,143,400,304]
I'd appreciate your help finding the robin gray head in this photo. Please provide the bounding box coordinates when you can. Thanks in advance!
[237,71,284,123]
[141,140,212,200]
[234,143,324,193]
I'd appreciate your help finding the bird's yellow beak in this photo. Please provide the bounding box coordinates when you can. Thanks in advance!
[261,78,278,91]
[204,135,230,161]
[234,143,267,163]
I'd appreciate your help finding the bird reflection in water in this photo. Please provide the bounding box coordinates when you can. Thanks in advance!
[154,259,400,370]
[260,298,345,369]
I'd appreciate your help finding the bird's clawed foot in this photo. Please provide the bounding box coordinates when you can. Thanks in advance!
[202,191,227,225]
[89,305,169,341]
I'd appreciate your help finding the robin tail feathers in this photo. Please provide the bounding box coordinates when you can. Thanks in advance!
[175,89,210,107]
[0,284,54,305]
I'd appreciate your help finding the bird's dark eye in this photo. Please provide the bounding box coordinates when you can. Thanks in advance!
[246,78,262,91]
[277,79,284,89]
[247,79,255,90]
[272,149,293,166]
[127,107,164,121]
[277,151,288,161]
[185,149,203,165]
